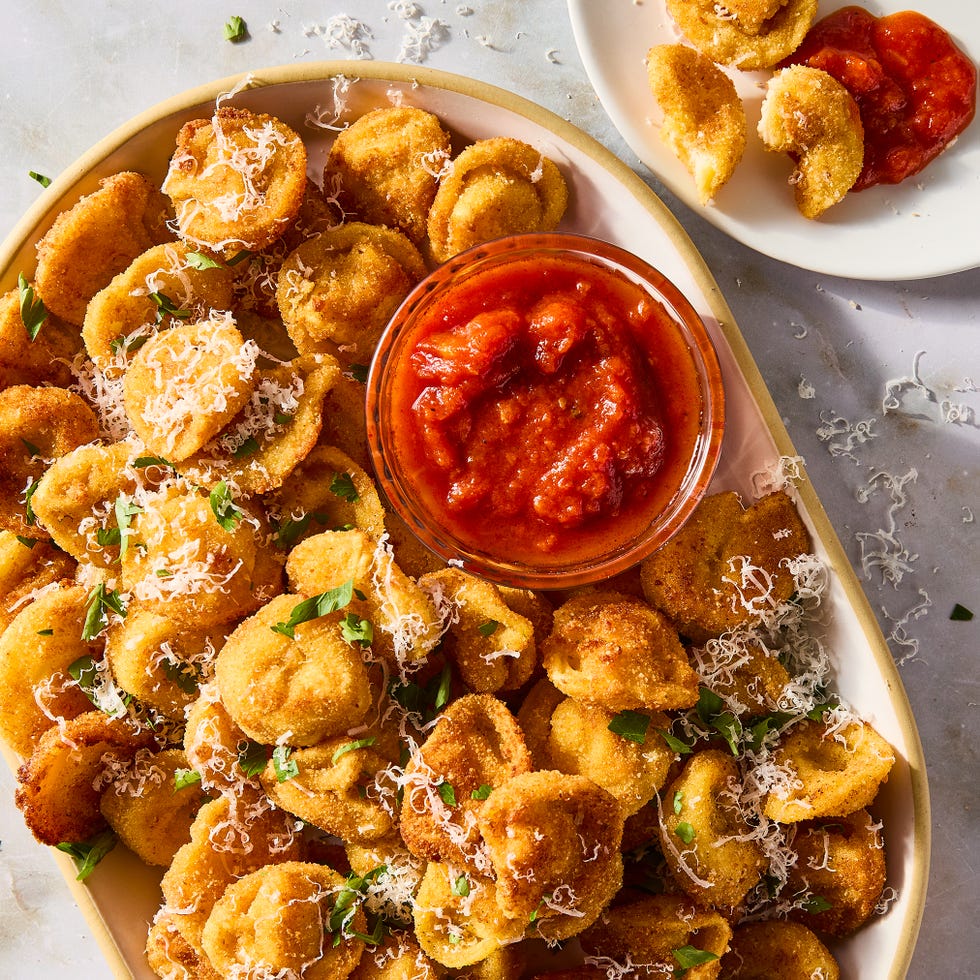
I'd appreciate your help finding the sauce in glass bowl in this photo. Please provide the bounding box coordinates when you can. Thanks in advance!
[366,233,724,589]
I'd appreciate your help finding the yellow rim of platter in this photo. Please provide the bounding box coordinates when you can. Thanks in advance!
[0,61,929,979]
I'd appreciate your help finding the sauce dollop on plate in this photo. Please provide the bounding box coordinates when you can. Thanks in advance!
[367,234,724,588]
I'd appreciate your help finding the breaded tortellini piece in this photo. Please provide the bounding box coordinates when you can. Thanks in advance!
[348,931,442,979]
[763,718,895,822]
[0,583,99,757]
[399,694,532,872]
[640,490,811,644]
[580,892,732,979]
[163,107,308,254]
[81,240,235,369]
[722,919,840,978]
[324,105,452,245]
[0,531,76,637]
[0,385,99,538]
[477,770,624,940]
[0,286,80,389]
[201,861,366,979]
[758,64,865,219]
[542,590,699,712]
[659,749,765,914]
[183,683,257,794]
[418,567,537,693]
[646,44,747,205]
[427,137,568,263]
[276,222,426,360]
[99,747,206,866]
[665,0,818,70]
[34,171,171,325]
[786,808,887,937]
[214,592,373,747]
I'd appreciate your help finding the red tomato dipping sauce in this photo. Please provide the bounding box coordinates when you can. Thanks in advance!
[367,235,724,586]
[782,6,977,190]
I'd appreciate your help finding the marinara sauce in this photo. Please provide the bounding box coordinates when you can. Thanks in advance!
[782,6,976,190]
[379,248,708,569]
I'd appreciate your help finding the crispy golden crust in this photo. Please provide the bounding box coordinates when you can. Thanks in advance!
[640,490,811,644]
[201,861,365,979]
[477,770,624,940]
[146,911,221,980]
[348,932,442,980]
[34,172,170,325]
[658,749,765,913]
[325,106,452,245]
[81,241,235,369]
[580,892,732,979]
[0,583,98,757]
[758,64,865,219]
[666,0,818,70]
[163,108,307,253]
[215,593,373,746]
[0,287,81,389]
[718,0,790,35]
[0,385,99,538]
[786,809,887,937]
[399,694,532,870]
[182,684,257,795]
[763,719,895,822]
[542,590,700,712]
[276,222,426,360]
[646,44,747,205]
[0,532,76,638]
[15,710,155,845]
[427,137,568,264]
[721,919,840,979]
[100,748,206,866]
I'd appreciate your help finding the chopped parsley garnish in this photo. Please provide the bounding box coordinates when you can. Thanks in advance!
[329,471,360,502]
[80,584,127,641]
[950,603,974,621]
[656,727,694,756]
[21,437,42,458]
[672,945,719,975]
[529,894,551,924]
[238,739,268,776]
[114,496,142,559]
[340,612,373,647]
[109,332,148,355]
[174,768,202,791]
[272,744,299,782]
[436,781,457,807]
[326,866,388,945]
[36,628,54,636]
[271,579,359,638]
[390,661,453,725]
[272,511,327,549]
[149,290,190,322]
[231,436,260,459]
[160,654,200,695]
[673,790,684,815]
[331,738,377,765]
[23,477,40,527]
[18,273,47,340]
[696,686,743,755]
[674,822,696,845]
[802,894,834,913]
[209,480,244,531]
[471,784,493,800]
[29,170,52,187]
[349,363,369,384]
[15,535,38,549]
[452,874,470,897]
[56,829,116,881]
[608,709,651,744]
[132,454,174,470]
[476,619,500,637]
[186,251,224,270]
[223,15,248,42]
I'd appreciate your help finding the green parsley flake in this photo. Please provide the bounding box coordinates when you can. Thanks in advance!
[29,170,52,187]
[148,290,190,322]
[272,744,299,782]
[802,894,834,914]
[81,583,127,641]
[56,829,116,881]
[186,251,224,270]
[673,790,684,815]
[174,768,203,791]
[224,15,247,42]
[114,495,142,560]
[238,739,268,776]
[672,945,719,973]
[209,480,244,531]
[349,363,369,383]
[477,619,500,637]
[340,612,373,647]
[452,875,470,897]
[329,472,360,502]
[271,580,359,638]
[437,781,457,807]
[18,273,47,340]
[675,822,696,845]
[950,603,974,621]
[331,738,377,765]
[608,708,650,744]
[471,784,493,800]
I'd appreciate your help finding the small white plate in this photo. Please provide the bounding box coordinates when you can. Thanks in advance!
[0,62,927,979]
[567,0,980,280]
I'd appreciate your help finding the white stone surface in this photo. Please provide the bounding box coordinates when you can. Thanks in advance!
[0,1,977,977]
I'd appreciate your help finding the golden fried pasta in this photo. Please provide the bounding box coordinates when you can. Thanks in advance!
[763,718,895,822]
[542,590,700,712]
[145,911,218,980]
[325,105,452,245]
[646,44,747,205]
[182,683,257,794]
[163,107,308,253]
[276,222,426,360]
[99,747,206,866]
[665,0,818,70]
[721,919,840,978]
[34,171,171,325]
[720,0,790,35]
[348,931,442,980]
[201,861,365,979]
[0,286,80,389]
[758,64,865,219]
[640,490,811,643]
[427,137,568,263]
[0,531,76,638]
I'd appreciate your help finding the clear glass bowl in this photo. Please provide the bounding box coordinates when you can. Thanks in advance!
[366,232,725,590]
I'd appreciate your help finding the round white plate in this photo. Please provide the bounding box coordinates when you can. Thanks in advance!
[567,0,980,280]
[0,62,926,980]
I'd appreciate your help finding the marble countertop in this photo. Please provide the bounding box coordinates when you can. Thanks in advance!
[0,1,976,977]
